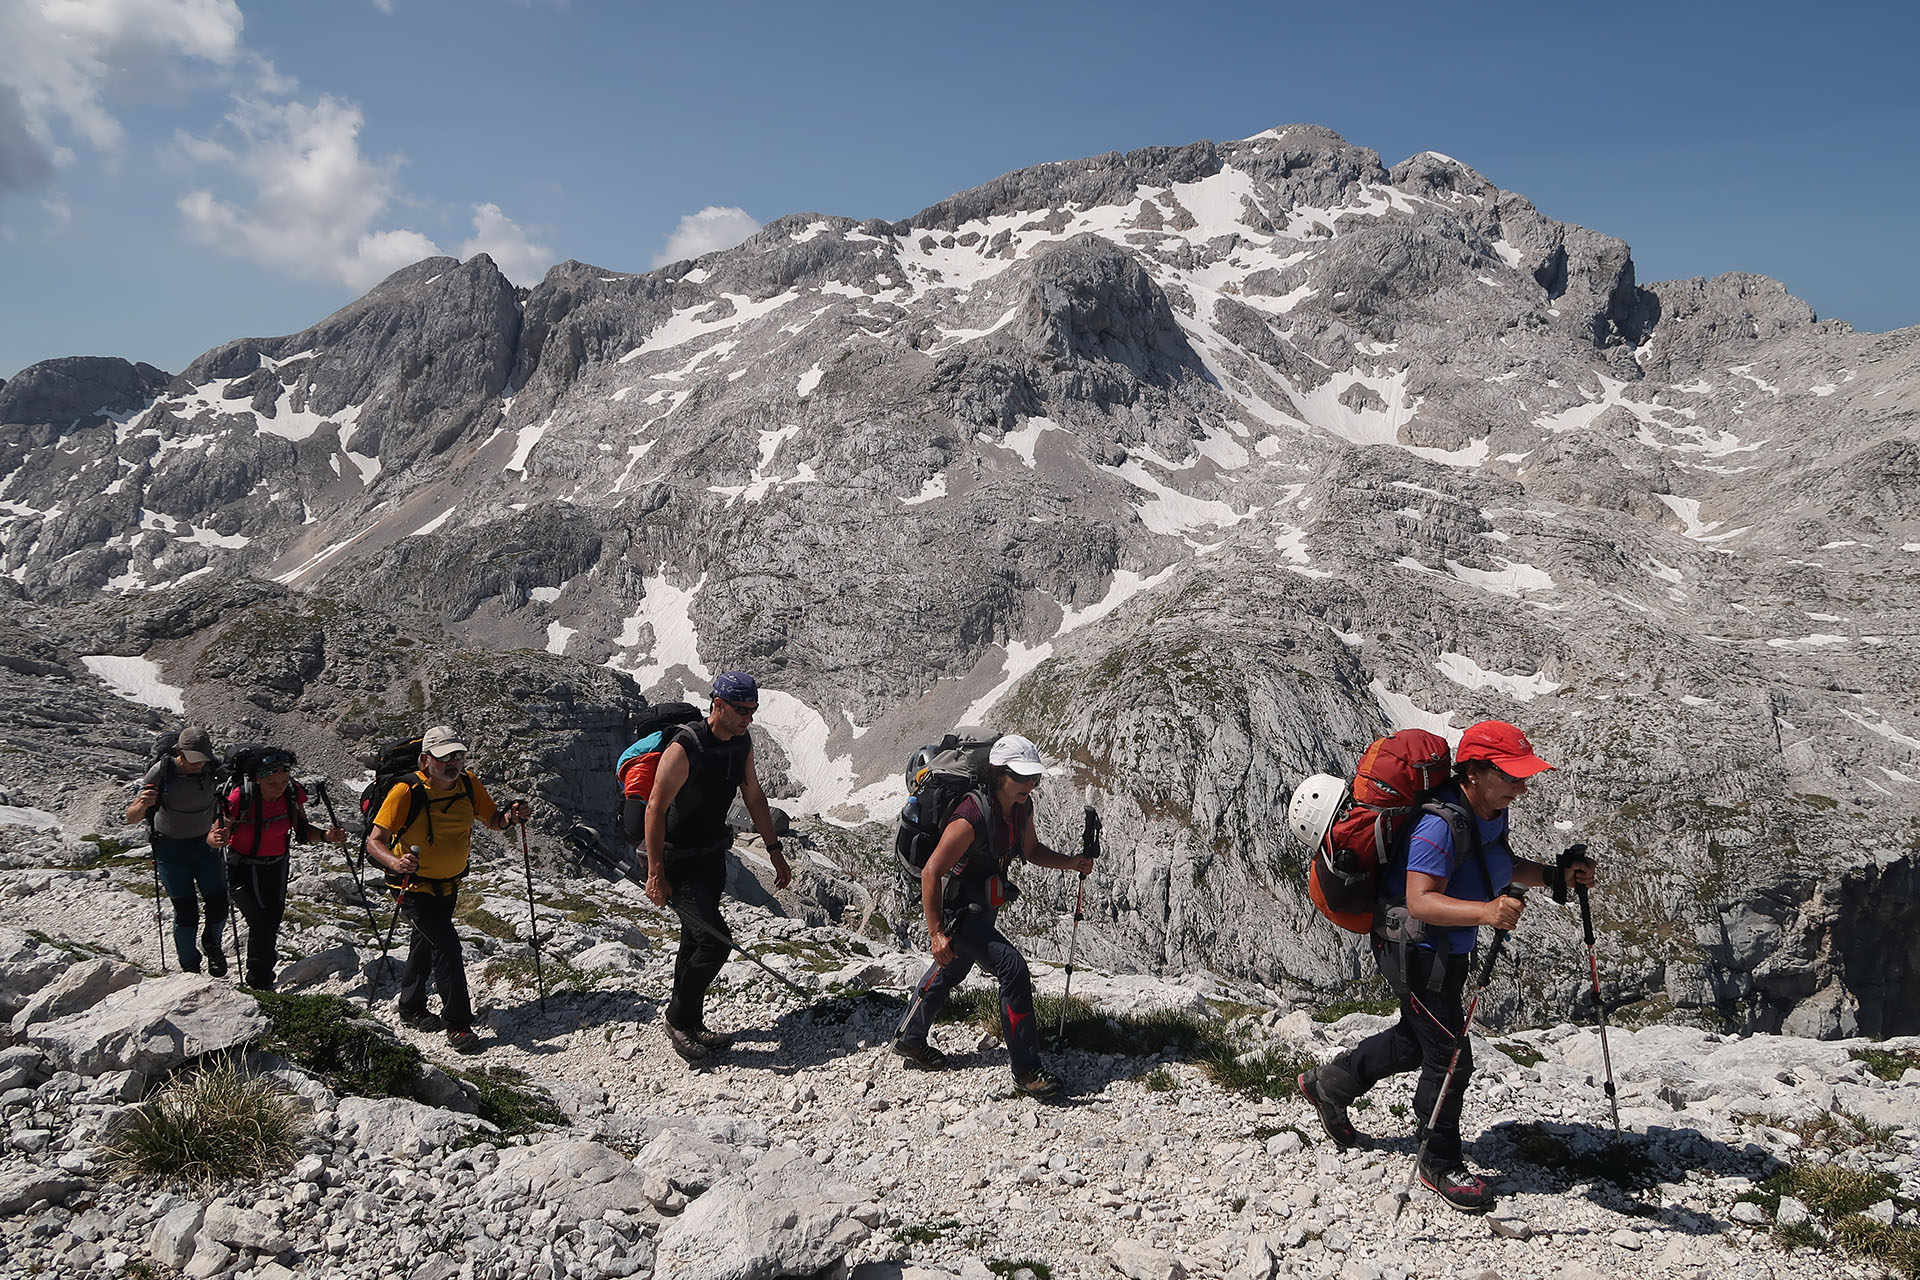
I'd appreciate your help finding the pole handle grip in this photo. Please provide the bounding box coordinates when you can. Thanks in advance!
[1476,885,1527,986]
[1577,882,1595,946]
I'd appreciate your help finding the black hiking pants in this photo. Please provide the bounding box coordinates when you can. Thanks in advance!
[665,853,730,1032]
[897,905,1041,1077]
[1330,945,1473,1165]
[227,855,290,989]
[397,890,473,1033]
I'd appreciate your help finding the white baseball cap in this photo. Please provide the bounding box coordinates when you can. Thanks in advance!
[421,725,468,758]
[988,734,1046,777]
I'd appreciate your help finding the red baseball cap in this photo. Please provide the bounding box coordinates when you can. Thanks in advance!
[1455,720,1555,779]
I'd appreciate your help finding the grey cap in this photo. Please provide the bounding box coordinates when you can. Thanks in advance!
[176,725,214,764]
[421,725,468,758]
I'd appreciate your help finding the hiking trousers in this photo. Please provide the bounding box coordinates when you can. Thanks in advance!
[397,890,473,1033]
[898,905,1041,1077]
[1333,946,1474,1165]
[228,856,290,989]
[152,836,229,973]
[665,853,730,1032]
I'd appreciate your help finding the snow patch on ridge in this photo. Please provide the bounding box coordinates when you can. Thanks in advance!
[1435,653,1561,702]
[1369,680,1460,746]
[81,655,185,714]
[608,573,712,690]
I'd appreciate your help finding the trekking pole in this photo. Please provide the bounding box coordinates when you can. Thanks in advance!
[150,855,168,972]
[518,813,546,1016]
[1056,804,1101,1041]
[1577,882,1622,1134]
[314,779,384,940]
[371,848,418,1001]
[565,824,812,998]
[1393,886,1525,1224]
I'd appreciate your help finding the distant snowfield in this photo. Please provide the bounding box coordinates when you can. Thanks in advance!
[1369,679,1460,745]
[607,573,712,689]
[1435,652,1561,702]
[81,654,185,714]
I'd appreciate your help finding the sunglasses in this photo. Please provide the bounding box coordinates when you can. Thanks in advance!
[720,699,759,717]
[1490,764,1528,785]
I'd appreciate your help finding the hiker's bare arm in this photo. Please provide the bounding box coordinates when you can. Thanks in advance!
[126,784,158,824]
[923,818,976,963]
[1017,811,1093,874]
[643,743,691,904]
[740,750,790,889]
[366,825,417,874]
[1406,870,1523,930]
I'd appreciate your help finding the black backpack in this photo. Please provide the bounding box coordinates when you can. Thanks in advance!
[612,701,705,835]
[893,732,1001,902]
[359,736,475,855]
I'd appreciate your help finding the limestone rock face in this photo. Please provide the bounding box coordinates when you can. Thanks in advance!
[24,972,266,1076]
[2,121,1916,1034]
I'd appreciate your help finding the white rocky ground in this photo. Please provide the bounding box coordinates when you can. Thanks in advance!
[1,816,1917,1280]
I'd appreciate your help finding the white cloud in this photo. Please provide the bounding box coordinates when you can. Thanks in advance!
[651,205,760,268]
[0,0,245,197]
[176,94,441,290]
[458,202,555,286]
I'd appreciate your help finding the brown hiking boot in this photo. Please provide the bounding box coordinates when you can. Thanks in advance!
[665,1022,710,1064]
[1299,1067,1363,1149]
[893,1039,947,1070]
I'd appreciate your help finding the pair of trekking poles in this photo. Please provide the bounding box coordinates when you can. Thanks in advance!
[1391,868,1620,1221]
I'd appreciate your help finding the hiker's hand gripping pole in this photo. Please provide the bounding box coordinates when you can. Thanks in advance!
[1056,804,1101,1041]
[1394,885,1525,1224]
[1577,880,1622,1133]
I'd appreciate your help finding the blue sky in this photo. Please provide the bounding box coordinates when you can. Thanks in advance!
[2,0,1915,381]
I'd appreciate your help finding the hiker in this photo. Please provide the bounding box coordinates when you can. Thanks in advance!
[642,671,791,1063]
[365,725,528,1053]
[893,734,1094,1099]
[125,725,233,976]
[1299,720,1596,1212]
[223,748,347,990]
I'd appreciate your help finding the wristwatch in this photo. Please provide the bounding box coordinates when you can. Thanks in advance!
[767,839,784,856]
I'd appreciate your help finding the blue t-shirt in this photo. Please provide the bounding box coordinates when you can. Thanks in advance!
[1383,788,1514,954]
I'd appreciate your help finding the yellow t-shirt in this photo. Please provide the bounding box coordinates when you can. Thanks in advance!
[371,770,499,881]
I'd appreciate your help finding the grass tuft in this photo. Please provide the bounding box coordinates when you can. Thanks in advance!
[104,1056,302,1189]
[1851,1048,1920,1082]
[986,1261,1053,1279]
[456,1064,567,1135]
[1832,1215,1920,1278]
[255,991,423,1099]
[1762,1164,1896,1220]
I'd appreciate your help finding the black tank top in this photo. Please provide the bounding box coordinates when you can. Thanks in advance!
[663,721,751,855]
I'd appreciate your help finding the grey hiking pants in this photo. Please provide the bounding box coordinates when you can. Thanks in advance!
[897,905,1040,1077]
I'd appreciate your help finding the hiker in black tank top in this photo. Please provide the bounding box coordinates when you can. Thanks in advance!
[643,671,791,1064]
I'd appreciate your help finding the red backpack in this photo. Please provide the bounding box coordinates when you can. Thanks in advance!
[1307,729,1453,932]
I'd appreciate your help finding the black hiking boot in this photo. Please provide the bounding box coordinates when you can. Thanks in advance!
[1299,1067,1363,1149]
[445,1027,484,1055]
[893,1038,947,1070]
[399,1007,445,1032]
[1012,1069,1062,1100]
[1418,1156,1496,1213]
[204,946,228,979]
[690,1025,734,1052]
[665,1022,710,1064]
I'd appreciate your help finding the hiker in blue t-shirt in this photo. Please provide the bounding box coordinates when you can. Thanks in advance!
[1299,720,1596,1213]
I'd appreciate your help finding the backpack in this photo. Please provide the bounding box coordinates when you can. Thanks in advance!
[139,730,182,839]
[893,732,1001,902]
[220,744,307,857]
[359,736,475,855]
[613,702,705,827]
[1307,729,1453,933]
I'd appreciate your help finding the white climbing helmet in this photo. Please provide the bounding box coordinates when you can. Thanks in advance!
[1286,773,1349,849]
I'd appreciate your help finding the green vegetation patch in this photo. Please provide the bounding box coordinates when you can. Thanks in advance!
[481,953,592,994]
[104,1056,302,1190]
[456,1063,567,1136]
[1196,1043,1314,1102]
[986,1261,1053,1279]
[1140,1067,1178,1093]
[255,991,423,1099]
[1311,995,1398,1023]
[893,1219,964,1245]
[1752,1163,1917,1278]
[1851,1048,1920,1082]
[1494,1039,1545,1068]
[1761,1164,1897,1220]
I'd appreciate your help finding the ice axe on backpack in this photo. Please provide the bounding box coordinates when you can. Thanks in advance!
[562,823,812,999]
[1054,802,1101,1043]
[1393,885,1525,1224]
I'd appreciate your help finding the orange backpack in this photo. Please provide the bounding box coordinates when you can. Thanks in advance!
[1307,729,1453,932]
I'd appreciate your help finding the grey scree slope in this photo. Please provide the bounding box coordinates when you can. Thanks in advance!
[1,123,1915,1035]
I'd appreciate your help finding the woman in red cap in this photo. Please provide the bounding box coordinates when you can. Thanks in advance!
[1299,720,1595,1213]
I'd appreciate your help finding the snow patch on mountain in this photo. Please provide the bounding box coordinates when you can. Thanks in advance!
[80,654,185,714]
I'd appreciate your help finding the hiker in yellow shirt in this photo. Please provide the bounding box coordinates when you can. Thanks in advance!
[366,725,528,1053]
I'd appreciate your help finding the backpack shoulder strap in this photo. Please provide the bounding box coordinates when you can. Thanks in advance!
[1421,797,1494,894]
